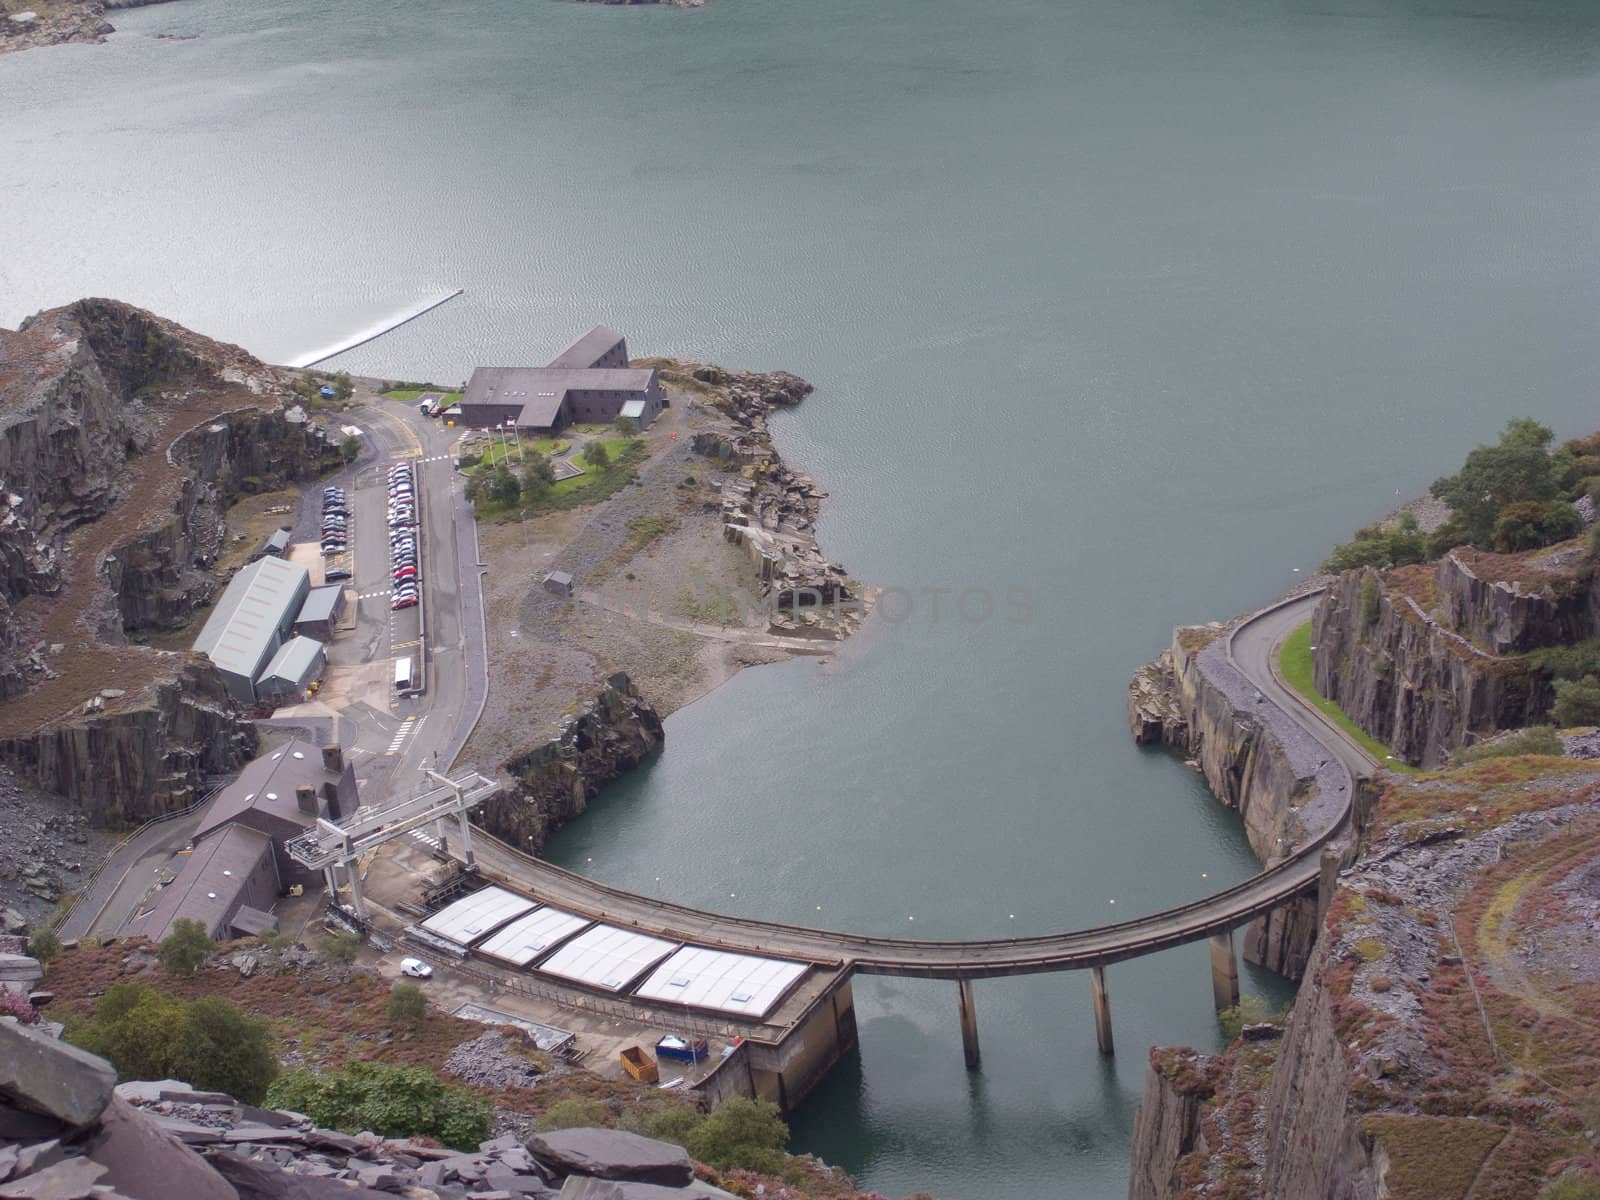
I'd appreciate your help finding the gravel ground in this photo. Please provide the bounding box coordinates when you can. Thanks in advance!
[0,764,118,932]
[461,402,794,768]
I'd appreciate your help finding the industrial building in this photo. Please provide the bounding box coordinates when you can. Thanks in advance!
[293,584,346,640]
[126,740,358,943]
[255,636,326,705]
[192,556,312,702]
[458,325,667,434]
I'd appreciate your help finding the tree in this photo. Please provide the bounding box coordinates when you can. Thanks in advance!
[28,927,61,964]
[159,918,214,977]
[1552,675,1600,728]
[340,434,361,463]
[386,983,427,1030]
[1218,994,1282,1041]
[180,996,278,1103]
[1431,419,1560,548]
[581,440,610,470]
[520,452,555,500]
[613,416,637,436]
[265,1062,492,1151]
[487,465,521,506]
[69,983,186,1081]
[684,1098,789,1174]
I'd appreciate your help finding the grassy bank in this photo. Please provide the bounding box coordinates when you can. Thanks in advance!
[1279,622,1419,775]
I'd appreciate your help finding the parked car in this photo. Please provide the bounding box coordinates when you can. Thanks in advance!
[325,567,353,582]
[391,595,418,611]
[399,957,432,979]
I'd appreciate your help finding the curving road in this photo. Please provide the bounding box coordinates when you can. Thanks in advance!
[449,590,1377,981]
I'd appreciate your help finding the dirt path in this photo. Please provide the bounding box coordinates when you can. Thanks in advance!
[0,384,272,737]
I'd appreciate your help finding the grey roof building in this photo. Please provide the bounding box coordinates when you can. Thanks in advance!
[125,824,280,944]
[458,325,667,434]
[294,585,346,640]
[195,740,356,882]
[255,636,326,705]
[193,557,310,703]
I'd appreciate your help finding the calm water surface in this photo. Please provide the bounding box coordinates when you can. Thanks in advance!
[5,2,1600,1195]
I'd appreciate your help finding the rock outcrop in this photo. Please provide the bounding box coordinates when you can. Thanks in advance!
[473,674,664,853]
[0,1016,743,1199]
[0,0,172,57]
[0,299,334,820]
[1313,564,1551,769]
[665,361,858,618]
[1127,617,1356,980]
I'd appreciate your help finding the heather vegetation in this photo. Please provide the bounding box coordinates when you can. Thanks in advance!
[266,1061,493,1151]
[1323,419,1597,571]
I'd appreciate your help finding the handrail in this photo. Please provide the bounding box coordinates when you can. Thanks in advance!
[462,589,1360,977]
[52,785,220,934]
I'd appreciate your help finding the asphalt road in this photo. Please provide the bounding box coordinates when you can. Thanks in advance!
[430,591,1380,980]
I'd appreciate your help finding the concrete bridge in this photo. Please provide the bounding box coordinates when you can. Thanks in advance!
[453,590,1372,1070]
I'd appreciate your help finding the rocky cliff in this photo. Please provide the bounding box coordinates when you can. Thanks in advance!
[473,673,665,853]
[1128,617,1354,979]
[1127,756,1600,1200]
[0,0,173,57]
[1313,559,1559,769]
[0,298,331,819]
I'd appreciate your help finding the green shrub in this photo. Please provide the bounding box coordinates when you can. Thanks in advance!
[180,996,278,1103]
[1587,520,1600,563]
[1359,573,1381,628]
[320,932,360,965]
[67,985,276,1102]
[581,440,610,469]
[458,452,482,470]
[1218,995,1283,1041]
[1322,523,1427,573]
[159,918,214,977]
[684,1098,788,1174]
[1457,726,1563,763]
[1543,1173,1600,1200]
[28,928,61,964]
[1528,640,1600,682]
[1552,675,1600,728]
[538,1098,614,1131]
[265,1062,491,1150]
[386,983,427,1030]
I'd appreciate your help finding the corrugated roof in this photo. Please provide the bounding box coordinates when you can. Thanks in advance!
[296,585,343,625]
[258,636,323,686]
[634,947,809,1018]
[193,557,309,680]
[619,399,645,419]
[535,924,677,992]
[421,886,537,947]
[475,906,590,967]
[545,325,626,369]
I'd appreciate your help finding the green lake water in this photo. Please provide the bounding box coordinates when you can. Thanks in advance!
[4,1,1599,1194]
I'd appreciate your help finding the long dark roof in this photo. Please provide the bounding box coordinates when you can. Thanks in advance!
[129,824,275,943]
[545,325,626,369]
[194,739,339,842]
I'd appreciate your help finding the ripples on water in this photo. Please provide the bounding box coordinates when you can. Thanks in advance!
[4,0,1600,1195]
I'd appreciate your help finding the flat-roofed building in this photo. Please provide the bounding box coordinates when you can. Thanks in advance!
[193,557,311,702]
[420,886,537,948]
[535,924,677,993]
[294,585,346,640]
[475,905,590,967]
[635,946,810,1019]
[255,635,326,706]
[458,326,666,434]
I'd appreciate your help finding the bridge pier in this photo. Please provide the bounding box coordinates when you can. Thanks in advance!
[957,978,980,1069]
[1090,966,1114,1055]
[1210,929,1240,1011]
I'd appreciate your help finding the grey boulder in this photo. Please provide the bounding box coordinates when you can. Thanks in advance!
[528,1129,693,1188]
[0,1018,115,1128]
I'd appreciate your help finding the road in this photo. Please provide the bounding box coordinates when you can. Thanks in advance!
[427,591,1381,981]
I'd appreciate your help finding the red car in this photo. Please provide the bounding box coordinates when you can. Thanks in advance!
[391,594,418,611]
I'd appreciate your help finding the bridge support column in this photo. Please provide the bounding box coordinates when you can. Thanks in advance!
[1210,929,1240,1012]
[957,978,980,1070]
[346,860,366,925]
[1091,966,1114,1055]
[323,866,338,904]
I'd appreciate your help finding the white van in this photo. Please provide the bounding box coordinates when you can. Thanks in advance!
[394,656,414,691]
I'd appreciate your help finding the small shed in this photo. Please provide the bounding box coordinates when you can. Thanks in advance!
[255,636,326,705]
[255,528,292,561]
[542,570,575,599]
[619,398,651,431]
[294,585,346,640]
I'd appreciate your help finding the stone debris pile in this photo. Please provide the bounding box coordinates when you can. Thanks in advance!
[0,1017,740,1199]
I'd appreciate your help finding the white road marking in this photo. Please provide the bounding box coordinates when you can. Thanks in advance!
[385,717,417,756]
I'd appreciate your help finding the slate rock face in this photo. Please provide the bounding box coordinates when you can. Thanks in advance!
[0,1016,115,1127]
[528,1130,693,1188]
